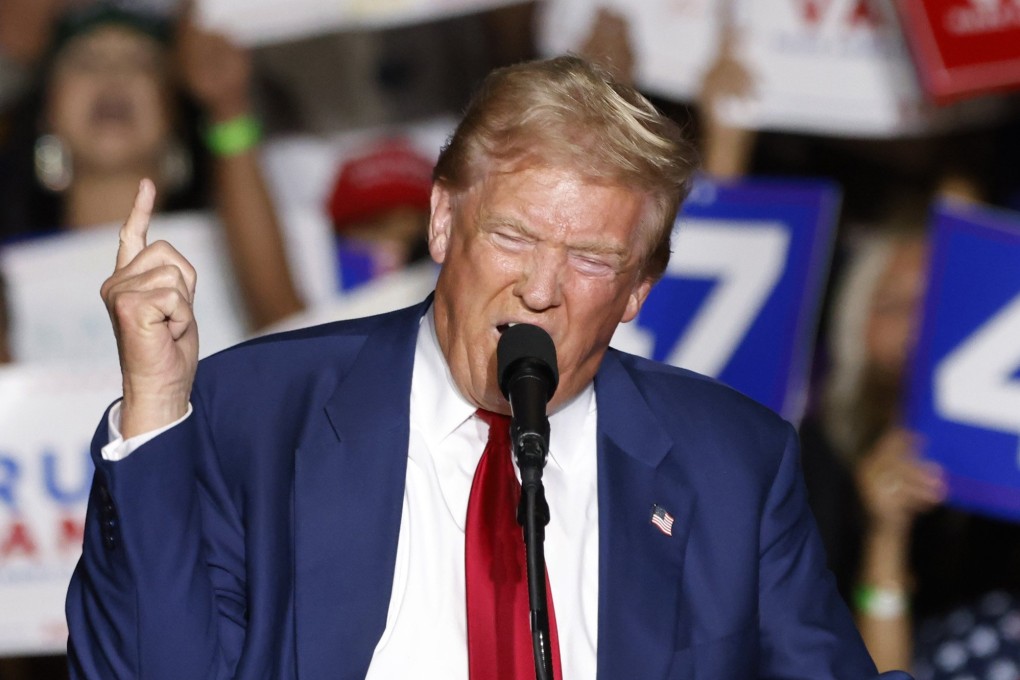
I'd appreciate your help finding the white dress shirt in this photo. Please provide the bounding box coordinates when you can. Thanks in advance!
[103,310,601,678]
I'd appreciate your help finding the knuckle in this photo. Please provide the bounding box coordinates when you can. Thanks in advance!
[110,291,138,320]
[158,263,184,282]
[149,240,175,259]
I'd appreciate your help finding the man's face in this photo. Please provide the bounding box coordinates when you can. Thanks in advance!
[429,164,654,414]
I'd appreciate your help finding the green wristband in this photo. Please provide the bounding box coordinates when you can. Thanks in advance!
[204,114,262,157]
[853,584,908,619]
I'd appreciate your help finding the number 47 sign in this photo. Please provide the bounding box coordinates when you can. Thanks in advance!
[908,202,1020,522]
[612,176,841,422]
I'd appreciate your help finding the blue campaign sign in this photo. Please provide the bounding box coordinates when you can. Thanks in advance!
[611,176,841,421]
[907,202,1020,522]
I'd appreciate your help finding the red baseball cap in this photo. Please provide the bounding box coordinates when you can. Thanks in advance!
[328,139,434,232]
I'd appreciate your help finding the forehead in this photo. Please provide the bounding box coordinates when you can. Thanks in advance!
[467,165,651,246]
[57,24,163,60]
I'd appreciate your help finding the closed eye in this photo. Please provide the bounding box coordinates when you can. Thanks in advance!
[490,230,534,251]
[570,253,616,276]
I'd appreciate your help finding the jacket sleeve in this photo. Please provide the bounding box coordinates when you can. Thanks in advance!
[756,423,913,680]
[65,393,246,679]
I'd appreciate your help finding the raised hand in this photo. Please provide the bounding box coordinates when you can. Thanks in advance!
[855,427,946,536]
[101,179,199,439]
[175,6,253,123]
[578,8,635,86]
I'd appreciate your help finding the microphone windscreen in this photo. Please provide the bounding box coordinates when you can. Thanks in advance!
[497,324,559,396]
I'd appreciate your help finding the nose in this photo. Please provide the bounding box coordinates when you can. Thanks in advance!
[513,246,564,311]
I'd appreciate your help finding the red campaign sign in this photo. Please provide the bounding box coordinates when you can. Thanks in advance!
[897,0,1020,104]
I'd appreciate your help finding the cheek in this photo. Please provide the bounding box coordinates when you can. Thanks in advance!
[464,239,523,287]
[866,314,909,373]
[47,81,92,135]
[135,81,173,139]
[561,283,627,351]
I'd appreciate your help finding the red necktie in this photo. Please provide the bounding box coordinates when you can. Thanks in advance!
[466,409,563,680]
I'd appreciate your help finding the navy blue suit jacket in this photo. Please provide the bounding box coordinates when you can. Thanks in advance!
[67,299,909,679]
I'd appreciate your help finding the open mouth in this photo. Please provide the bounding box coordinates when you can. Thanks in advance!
[90,93,134,126]
[496,322,520,334]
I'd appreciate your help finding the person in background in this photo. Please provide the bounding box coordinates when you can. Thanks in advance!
[802,211,1020,676]
[0,3,302,337]
[327,138,433,290]
[565,2,755,181]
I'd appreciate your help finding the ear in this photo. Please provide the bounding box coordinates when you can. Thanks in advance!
[621,277,654,324]
[428,183,453,265]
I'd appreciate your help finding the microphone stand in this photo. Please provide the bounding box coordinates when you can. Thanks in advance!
[513,428,555,680]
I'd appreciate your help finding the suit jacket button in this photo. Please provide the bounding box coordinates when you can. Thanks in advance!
[102,532,116,550]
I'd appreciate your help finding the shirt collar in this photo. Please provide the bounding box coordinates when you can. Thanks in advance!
[547,380,595,473]
[411,307,477,446]
[412,305,597,471]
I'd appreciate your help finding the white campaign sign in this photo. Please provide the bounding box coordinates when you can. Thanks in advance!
[197,0,527,46]
[727,0,981,136]
[935,291,1020,460]
[0,213,248,364]
[537,0,1002,137]
[0,364,121,656]
[536,0,720,102]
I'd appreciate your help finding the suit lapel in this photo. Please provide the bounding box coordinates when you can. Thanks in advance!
[293,301,428,679]
[595,351,696,680]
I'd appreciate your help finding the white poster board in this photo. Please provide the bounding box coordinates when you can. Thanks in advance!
[0,213,249,365]
[537,0,1001,138]
[727,0,940,137]
[0,363,120,656]
[197,0,528,46]
[537,0,721,104]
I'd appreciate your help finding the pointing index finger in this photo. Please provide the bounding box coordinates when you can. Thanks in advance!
[116,179,156,270]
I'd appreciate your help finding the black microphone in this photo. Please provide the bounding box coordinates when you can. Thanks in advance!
[497,323,558,474]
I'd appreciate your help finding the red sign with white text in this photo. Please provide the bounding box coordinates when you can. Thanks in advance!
[897,0,1020,103]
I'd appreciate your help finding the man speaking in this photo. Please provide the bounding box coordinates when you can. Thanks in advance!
[66,56,908,679]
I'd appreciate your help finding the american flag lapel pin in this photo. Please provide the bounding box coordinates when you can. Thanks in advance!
[650,504,674,537]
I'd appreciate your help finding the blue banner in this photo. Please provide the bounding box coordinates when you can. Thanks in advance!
[907,202,1020,522]
[612,176,841,421]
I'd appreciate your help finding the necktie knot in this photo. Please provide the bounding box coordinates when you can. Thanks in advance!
[476,408,511,441]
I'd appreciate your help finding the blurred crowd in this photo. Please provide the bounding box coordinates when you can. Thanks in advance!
[1,1,1019,678]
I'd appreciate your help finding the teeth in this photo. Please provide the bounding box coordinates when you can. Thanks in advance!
[507,322,518,327]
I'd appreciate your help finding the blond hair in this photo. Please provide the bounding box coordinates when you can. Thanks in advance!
[434,55,697,280]
[823,224,928,460]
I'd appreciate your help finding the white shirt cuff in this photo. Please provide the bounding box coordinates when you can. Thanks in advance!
[101,400,194,462]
